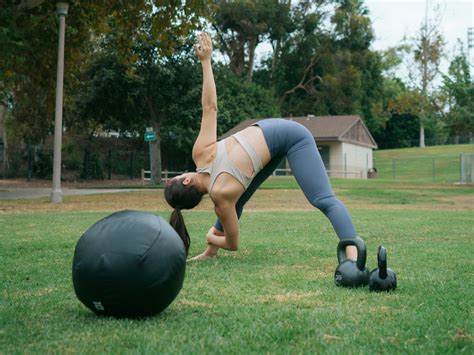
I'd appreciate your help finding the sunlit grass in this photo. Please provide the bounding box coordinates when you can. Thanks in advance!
[1,202,473,353]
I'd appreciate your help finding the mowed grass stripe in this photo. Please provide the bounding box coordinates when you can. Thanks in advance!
[0,209,472,353]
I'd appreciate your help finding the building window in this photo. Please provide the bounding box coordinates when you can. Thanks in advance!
[319,146,330,169]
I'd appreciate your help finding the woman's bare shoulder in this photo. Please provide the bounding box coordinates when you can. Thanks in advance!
[193,142,217,167]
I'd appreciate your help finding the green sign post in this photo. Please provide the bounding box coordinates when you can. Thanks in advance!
[144,131,156,142]
[145,128,156,183]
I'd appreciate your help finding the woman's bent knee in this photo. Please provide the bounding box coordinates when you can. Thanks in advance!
[312,195,340,213]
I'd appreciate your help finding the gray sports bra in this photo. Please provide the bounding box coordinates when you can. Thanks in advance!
[196,132,263,192]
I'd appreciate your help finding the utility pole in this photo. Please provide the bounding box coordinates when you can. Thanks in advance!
[50,2,69,203]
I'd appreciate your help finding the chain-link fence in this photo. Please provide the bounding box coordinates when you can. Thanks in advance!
[460,153,474,184]
[386,154,472,183]
[0,134,195,181]
[0,144,151,181]
[2,138,473,184]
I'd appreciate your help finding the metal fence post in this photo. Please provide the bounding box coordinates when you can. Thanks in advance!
[344,153,347,179]
[83,148,89,180]
[27,144,32,181]
[459,153,462,182]
[108,149,112,180]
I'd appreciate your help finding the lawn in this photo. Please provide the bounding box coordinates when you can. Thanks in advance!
[373,144,473,181]
[1,176,473,353]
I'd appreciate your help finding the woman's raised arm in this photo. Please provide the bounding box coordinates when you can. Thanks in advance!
[192,32,217,161]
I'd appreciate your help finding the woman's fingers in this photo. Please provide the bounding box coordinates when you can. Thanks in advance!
[195,31,212,60]
[199,32,212,49]
[197,32,204,48]
[204,32,212,48]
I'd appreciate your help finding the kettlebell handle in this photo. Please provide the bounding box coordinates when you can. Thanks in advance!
[377,245,388,279]
[337,236,367,271]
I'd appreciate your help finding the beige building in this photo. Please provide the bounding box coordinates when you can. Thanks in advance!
[221,115,378,179]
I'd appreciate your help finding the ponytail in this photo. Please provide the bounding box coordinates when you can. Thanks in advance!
[169,209,190,256]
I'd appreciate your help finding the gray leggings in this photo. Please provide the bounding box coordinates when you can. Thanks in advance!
[214,118,357,240]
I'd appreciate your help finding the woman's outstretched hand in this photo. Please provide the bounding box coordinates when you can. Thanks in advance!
[194,32,213,62]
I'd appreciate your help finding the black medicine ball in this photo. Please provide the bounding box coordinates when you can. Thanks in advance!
[72,210,186,318]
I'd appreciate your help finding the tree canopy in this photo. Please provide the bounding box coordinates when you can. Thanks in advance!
[1,0,472,181]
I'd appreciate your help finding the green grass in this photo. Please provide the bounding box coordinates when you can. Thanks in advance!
[373,144,473,181]
[375,144,473,159]
[1,205,473,353]
[261,176,474,206]
[261,144,473,187]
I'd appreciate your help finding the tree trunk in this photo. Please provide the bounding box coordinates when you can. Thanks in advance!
[419,124,425,148]
[420,76,427,148]
[247,36,258,82]
[230,36,246,77]
[270,39,281,83]
[149,123,162,185]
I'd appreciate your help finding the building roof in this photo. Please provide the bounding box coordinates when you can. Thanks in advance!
[220,115,378,149]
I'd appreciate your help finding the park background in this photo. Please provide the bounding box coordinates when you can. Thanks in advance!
[0,0,473,184]
[0,0,473,353]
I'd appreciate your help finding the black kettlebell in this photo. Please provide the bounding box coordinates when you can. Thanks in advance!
[334,236,370,287]
[369,245,397,292]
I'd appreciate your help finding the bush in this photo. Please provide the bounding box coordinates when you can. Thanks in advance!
[63,143,82,170]
[80,149,104,180]
[32,149,52,179]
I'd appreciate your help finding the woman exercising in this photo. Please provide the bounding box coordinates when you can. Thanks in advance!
[165,32,358,261]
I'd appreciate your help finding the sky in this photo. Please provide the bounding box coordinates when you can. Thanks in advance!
[366,0,473,56]
[366,0,473,83]
[255,0,473,81]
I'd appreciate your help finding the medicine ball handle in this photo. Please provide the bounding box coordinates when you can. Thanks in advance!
[377,245,388,279]
[337,236,367,271]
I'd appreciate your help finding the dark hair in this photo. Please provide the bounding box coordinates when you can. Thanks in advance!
[169,209,190,256]
[164,177,204,210]
[164,177,204,256]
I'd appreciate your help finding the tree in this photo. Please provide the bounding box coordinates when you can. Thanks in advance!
[213,0,293,82]
[441,46,474,139]
[214,64,280,135]
[406,4,445,147]
[370,45,411,146]
[72,42,279,174]
[254,0,386,136]
[331,0,373,51]
[0,0,212,183]
[383,89,427,148]
[0,1,137,143]
[254,1,331,114]
[69,53,143,135]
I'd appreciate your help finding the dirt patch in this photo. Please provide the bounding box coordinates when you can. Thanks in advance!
[437,194,474,208]
[1,184,472,213]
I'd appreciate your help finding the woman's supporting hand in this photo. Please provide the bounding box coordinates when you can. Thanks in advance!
[187,227,222,261]
[194,32,213,62]
[187,246,218,261]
